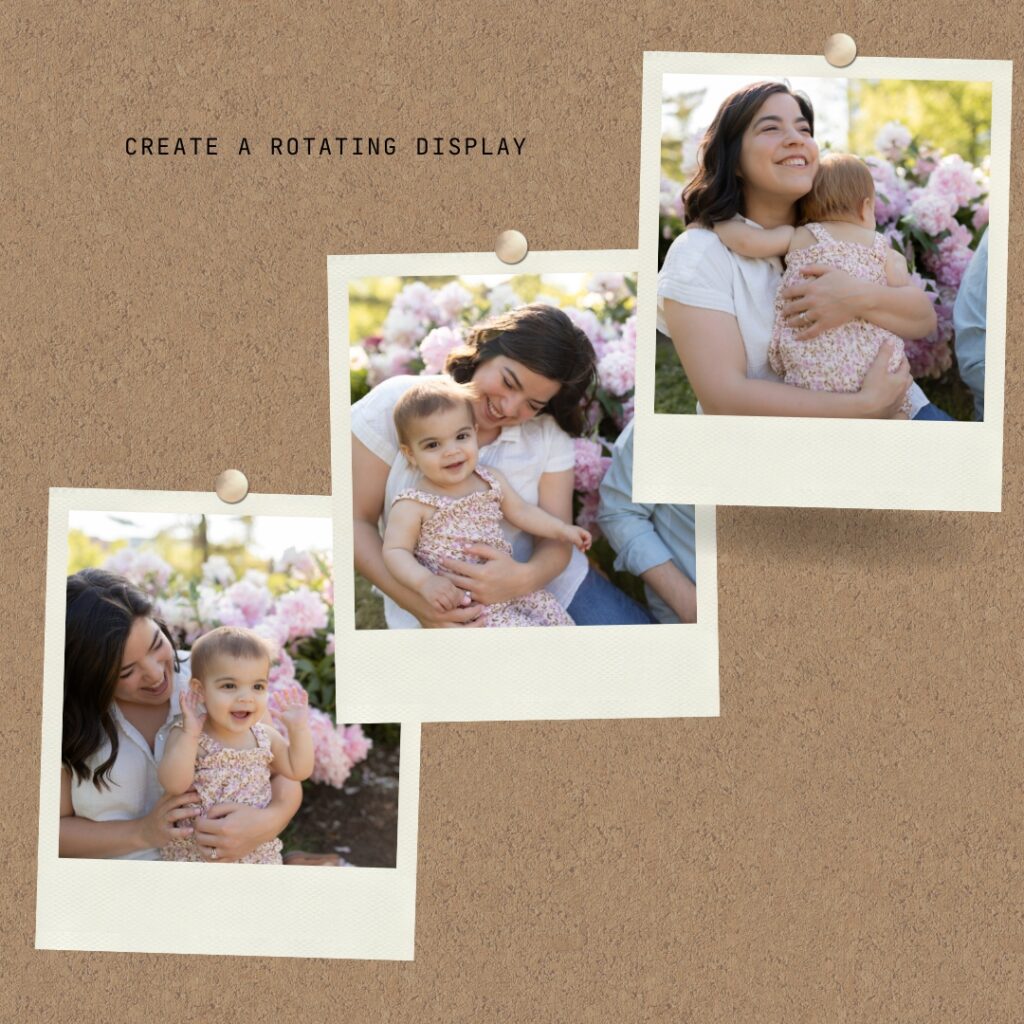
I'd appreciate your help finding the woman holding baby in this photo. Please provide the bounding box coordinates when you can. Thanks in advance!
[659,80,950,420]
[350,303,655,628]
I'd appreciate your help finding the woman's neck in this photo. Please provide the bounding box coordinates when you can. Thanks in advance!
[475,425,501,447]
[742,191,798,230]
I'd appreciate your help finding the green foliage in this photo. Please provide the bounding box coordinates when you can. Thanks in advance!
[849,80,992,165]
[291,607,336,717]
[361,723,401,747]
[654,334,698,415]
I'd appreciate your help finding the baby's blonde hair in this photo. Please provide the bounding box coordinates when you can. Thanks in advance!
[802,152,875,223]
[393,378,478,446]
[190,626,272,683]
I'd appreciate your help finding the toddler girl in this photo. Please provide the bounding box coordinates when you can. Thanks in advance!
[382,378,591,627]
[158,626,313,863]
[714,152,914,417]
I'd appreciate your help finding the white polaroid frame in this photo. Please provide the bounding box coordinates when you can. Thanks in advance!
[634,52,1011,510]
[328,250,719,723]
[37,489,419,960]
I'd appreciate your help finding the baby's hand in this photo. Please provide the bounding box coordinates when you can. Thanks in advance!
[420,574,465,612]
[562,524,593,553]
[269,684,309,727]
[179,689,206,737]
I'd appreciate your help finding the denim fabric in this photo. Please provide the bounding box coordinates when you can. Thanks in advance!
[566,565,657,626]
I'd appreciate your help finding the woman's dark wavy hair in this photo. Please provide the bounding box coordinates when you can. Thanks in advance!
[63,568,178,790]
[445,303,597,437]
[682,81,815,228]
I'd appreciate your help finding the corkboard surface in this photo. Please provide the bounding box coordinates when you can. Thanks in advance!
[4,3,1023,1021]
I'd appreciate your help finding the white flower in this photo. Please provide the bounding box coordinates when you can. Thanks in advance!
[434,281,474,322]
[349,346,369,372]
[201,555,235,587]
[874,121,912,160]
[381,308,424,348]
[486,283,522,315]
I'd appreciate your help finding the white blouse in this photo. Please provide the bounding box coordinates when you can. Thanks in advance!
[351,374,589,628]
[68,656,190,860]
[657,223,928,414]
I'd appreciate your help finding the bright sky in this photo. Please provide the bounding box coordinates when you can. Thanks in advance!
[662,74,851,155]
[68,511,331,560]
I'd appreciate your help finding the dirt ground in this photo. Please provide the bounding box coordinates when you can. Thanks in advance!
[281,742,400,868]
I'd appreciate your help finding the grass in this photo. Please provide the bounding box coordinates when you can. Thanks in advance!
[654,332,698,415]
[355,572,386,630]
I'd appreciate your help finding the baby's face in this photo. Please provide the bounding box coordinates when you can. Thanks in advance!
[401,405,479,486]
[195,654,270,733]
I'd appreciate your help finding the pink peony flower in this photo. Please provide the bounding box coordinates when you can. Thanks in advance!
[223,579,273,627]
[201,555,235,587]
[342,724,373,763]
[874,121,912,161]
[103,548,173,593]
[928,155,983,210]
[486,283,521,314]
[306,709,357,787]
[386,345,416,378]
[972,204,989,231]
[419,325,464,374]
[908,191,957,236]
[615,396,636,431]
[573,437,611,494]
[276,546,320,580]
[865,157,909,226]
[586,273,627,299]
[267,648,296,691]
[393,281,439,323]
[275,587,329,640]
[381,307,425,349]
[434,281,474,322]
[565,307,602,348]
[325,633,335,656]
[597,346,636,396]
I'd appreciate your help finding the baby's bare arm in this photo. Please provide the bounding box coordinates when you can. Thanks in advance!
[492,468,591,551]
[382,499,463,609]
[714,221,795,259]
[158,727,199,795]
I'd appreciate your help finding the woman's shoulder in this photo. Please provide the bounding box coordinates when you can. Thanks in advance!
[660,225,741,282]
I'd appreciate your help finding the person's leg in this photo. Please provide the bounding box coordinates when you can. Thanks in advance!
[566,566,657,626]
[913,403,955,421]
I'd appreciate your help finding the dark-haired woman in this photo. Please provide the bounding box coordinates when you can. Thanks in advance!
[61,569,301,859]
[351,303,654,627]
[660,81,945,418]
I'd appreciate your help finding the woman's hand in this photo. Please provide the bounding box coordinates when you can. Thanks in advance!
[858,341,912,418]
[779,265,867,339]
[191,802,281,863]
[138,789,201,850]
[440,544,532,606]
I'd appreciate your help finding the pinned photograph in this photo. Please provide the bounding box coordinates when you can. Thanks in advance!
[330,251,719,723]
[38,490,418,960]
[634,53,1010,509]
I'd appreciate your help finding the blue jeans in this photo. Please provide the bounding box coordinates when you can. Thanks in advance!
[566,566,656,626]
[913,403,955,421]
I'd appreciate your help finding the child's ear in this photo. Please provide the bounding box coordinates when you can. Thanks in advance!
[399,443,416,467]
[189,677,204,695]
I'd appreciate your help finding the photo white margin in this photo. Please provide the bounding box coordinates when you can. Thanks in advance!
[634,51,1012,510]
[328,250,719,723]
[37,488,419,960]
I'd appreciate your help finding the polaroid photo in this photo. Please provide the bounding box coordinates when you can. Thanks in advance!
[329,250,719,724]
[38,489,418,959]
[634,52,1011,510]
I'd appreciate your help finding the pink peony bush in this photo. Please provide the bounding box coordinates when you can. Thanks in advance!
[102,546,370,789]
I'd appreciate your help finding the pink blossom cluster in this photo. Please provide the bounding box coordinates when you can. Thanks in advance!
[419,325,464,374]
[103,548,173,594]
[573,437,612,494]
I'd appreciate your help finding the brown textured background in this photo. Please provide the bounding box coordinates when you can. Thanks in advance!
[4,3,1022,1021]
